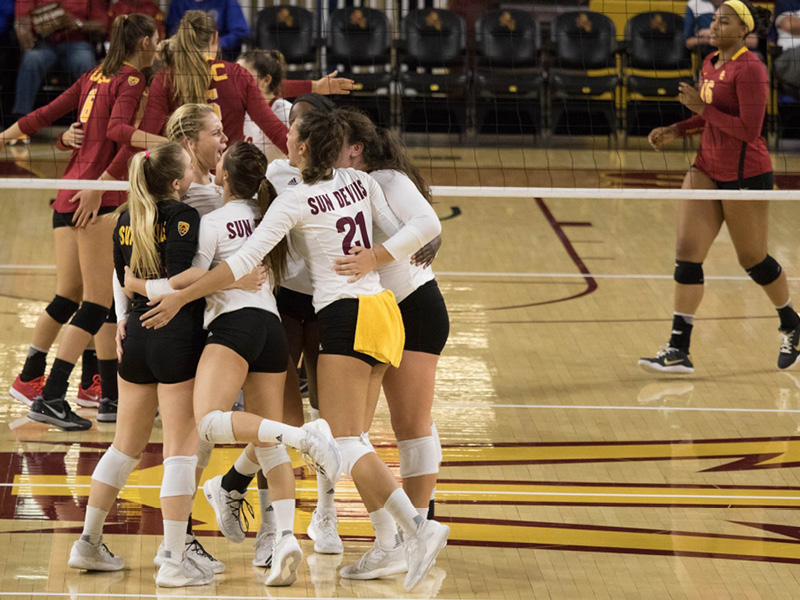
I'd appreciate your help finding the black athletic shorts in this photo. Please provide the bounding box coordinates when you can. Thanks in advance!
[52,205,116,229]
[399,280,449,355]
[710,172,774,191]
[118,304,205,384]
[317,298,379,367]
[206,308,289,373]
[276,286,316,323]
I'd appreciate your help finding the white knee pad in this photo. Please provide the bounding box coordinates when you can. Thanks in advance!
[337,434,376,477]
[431,423,442,465]
[197,410,236,444]
[254,445,291,476]
[160,455,198,498]
[196,439,214,469]
[92,445,140,490]
[398,435,440,478]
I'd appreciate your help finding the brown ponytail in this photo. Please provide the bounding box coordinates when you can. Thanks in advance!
[338,107,432,203]
[170,10,218,104]
[223,141,287,287]
[294,110,346,185]
[238,49,285,95]
[101,14,157,78]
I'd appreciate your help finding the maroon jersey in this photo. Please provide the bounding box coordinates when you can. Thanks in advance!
[676,48,772,183]
[142,59,289,153]
[19,64,146,211]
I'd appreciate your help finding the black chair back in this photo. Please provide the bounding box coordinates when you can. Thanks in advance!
[328,7,390,65]
[552,11,616,70]
[625,12,690,70]
[402,8,466,68]
[254,6,316,64]
[476,9,539,68]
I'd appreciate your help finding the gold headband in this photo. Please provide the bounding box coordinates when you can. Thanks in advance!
[723,0,755,33]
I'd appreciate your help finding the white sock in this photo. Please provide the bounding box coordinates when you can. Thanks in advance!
[370,509,399,549]
[257,420,305,449]
[383,488,423,537]
[163,519,187,562]
[258,488,275,532]
[417,507,429,519]
[81,506,108,544]
[315,471,336,513]
[272,498,295,535]
[234,449,260,476]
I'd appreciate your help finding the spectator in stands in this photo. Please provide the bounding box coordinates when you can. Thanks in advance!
[108,0,165,41]
[0,0,17,123]
[12,0,107,119]
[166,0,249,60]
[684,0,758,55]
[773,0,800,96]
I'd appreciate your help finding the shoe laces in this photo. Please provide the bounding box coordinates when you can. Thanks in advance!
[655,345,680,359]
[88,374,102,392]
[100,542,116,558]
[779,330,797,354]
[225,494,254,533]
[316,511,338,538]
[186,538,215,562]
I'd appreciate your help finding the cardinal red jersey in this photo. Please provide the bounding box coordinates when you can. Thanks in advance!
[19,64,146,211]
[676,48,772,183]
[142,59,289,153]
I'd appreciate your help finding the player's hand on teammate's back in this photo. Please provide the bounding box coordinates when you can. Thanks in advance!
[412,235,442,268]
[334,245,378,283]
[233,264,268,291]
[141,293,185,329]
[116,320,127,363]
[70,189,103,228]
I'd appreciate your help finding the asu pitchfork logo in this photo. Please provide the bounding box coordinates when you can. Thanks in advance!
[5,437,800,564]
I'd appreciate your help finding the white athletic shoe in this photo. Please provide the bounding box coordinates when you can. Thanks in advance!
[155,553,214,587]
[307,509,343,554]
[264,534,303,586]
[403,519,449,591]
[203,475,251,543]
[155,535,225,574]
[253,524,276,567]
[68,536,124,571]
[340,541,407,580]
[299,419,342,484]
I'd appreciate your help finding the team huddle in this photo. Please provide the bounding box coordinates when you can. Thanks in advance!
[0,9,449,591]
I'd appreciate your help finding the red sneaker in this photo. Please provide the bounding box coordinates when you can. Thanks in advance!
[76,374,102,408]
[9,375,44,407]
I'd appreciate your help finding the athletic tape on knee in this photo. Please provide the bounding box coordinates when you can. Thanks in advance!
[398,436,440,478]
[431,423,442,465]
[197,410,236,444]
[674,260,704,285]
[747,254,782,286]
[337,435,376,477]
[46,295,79,324]
[160,455,198,498]
[91,445,140,490]
[69,301,110,335]
[196,439,214,469]
[254,445,291,475]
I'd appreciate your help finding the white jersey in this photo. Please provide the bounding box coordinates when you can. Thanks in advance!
[183,181,223,217]
[194,199,279,328]
[371,169,437,303]
[244,98,292,161]
[266,159,312,296]
[226,168,441,312]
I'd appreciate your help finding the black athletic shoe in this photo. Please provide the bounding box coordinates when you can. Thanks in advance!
[638,346,694,374]
[28,397,92,431]
[97,398,118,423]
[778,325,800,370]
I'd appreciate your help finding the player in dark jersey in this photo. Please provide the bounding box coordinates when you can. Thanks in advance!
[0,14,168,429]
[639,0,800,374]
[68,143,217,587]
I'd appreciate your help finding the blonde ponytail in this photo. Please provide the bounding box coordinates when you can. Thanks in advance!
[171,10,217,105]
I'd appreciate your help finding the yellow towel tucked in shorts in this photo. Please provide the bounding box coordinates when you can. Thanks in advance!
[354,289,405,368]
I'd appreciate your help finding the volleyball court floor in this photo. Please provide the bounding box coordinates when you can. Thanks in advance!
[1,144,800,599]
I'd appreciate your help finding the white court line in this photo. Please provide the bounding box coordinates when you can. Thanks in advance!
[440,403,800,414]
[0,594,467,600]
[3,482,799,501]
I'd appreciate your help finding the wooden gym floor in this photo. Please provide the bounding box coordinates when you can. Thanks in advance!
[1,141,800,599]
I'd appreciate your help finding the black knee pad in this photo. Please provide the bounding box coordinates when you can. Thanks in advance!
[106,300,117,324]
[69,301,110,335]
[674,260,704,285]
[45,295,79,324]
[747,254,782,286]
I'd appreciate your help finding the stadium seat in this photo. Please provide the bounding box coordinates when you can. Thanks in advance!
[254,6,318,80]
[398,8,468,134]
[326,7,393,128]
[474,9,543,135]
[623,12,692,136]
[548,11,619,136]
